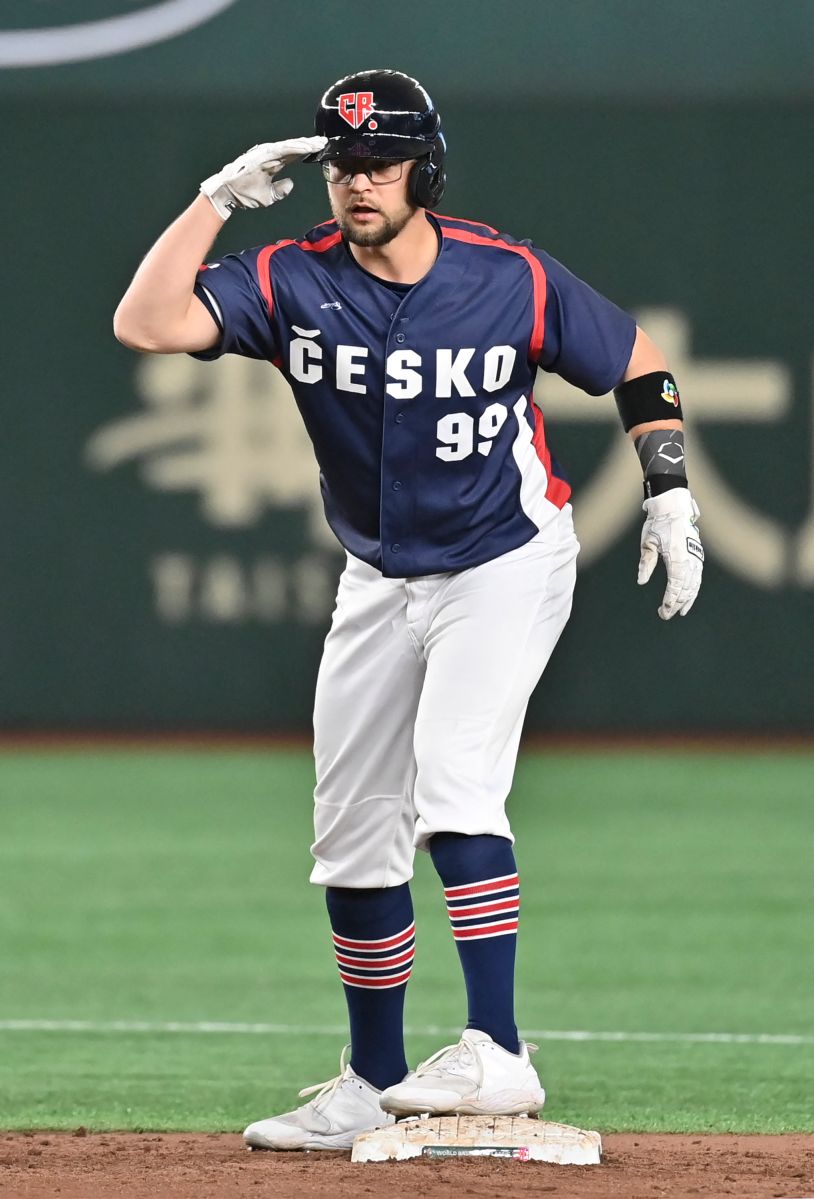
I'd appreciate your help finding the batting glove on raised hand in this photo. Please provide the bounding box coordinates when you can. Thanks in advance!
[638,488,704,620]
[200,136,327,220]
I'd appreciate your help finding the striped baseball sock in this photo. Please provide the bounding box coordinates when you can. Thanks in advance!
[325,884,414,1091]
[430,832,520,1054]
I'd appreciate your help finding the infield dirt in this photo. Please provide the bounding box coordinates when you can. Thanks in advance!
[1,1132,813,1198]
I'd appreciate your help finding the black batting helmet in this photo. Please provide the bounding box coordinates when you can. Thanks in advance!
[304,68,446,208]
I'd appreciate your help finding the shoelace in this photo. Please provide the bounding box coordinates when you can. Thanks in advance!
[295,1038,541,1106]
[413,1037,540,1082]
[297,1044,352,1107]
[412,1038,483,1084]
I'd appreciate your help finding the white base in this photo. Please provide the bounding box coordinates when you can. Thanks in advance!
[351,1114,602,1165]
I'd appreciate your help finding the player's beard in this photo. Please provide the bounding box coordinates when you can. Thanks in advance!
[332,197,417,247]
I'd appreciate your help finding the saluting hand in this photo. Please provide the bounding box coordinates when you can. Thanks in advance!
[200,136,327,221]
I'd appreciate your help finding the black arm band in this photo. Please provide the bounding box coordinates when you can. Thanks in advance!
[613,371,683,431]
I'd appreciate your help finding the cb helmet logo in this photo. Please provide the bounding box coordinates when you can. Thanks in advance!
[337,92,375,129]
[306,69,447,208]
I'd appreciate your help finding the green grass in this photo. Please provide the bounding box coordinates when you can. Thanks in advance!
[0,748,812,1132]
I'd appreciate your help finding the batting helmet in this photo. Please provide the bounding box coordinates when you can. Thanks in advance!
[304,68,446,209]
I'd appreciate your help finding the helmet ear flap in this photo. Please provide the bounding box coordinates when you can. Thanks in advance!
[408,140,446,209]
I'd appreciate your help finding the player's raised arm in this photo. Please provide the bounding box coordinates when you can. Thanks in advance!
[113,136,326,355]
[614,325,704,621]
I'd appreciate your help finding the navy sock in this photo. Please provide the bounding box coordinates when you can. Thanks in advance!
[325,884,414,1091]
[429,832,520,1054]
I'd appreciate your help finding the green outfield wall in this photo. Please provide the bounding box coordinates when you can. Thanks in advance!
[1,2,812,731]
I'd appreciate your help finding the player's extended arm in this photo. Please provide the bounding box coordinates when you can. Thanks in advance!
[113,137,326,355]
[616,326,704,621]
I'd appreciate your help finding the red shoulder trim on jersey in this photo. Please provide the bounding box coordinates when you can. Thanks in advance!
[300,229,343,254]
[255,229,343,318]
[440,226,547,362]
[256,241,294,317]
[304,217,340,240]
[434,213,500,236]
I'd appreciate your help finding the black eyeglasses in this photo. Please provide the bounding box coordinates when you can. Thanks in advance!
[322,159,408,186]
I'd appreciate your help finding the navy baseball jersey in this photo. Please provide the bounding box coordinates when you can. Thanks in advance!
[193,213,635,577]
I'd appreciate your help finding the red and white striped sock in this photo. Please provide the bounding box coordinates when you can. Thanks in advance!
[430,834,520,1053]
[445,872,520,941]
[332,921,416,989]
[325,884,414,1090]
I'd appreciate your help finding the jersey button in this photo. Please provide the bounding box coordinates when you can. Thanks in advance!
[391,543,401,553]
[392,480,403,491]
[395,412,405,423]
[395,333,406,344]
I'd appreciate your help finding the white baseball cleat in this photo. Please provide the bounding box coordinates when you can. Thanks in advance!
[243,1048,395,1151]
[379,1028,546,1117]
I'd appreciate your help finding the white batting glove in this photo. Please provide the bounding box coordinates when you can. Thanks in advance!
[638,488,704,620]
[200,136,327,220]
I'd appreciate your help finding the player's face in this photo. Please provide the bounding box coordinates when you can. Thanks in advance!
[327,159,418,248]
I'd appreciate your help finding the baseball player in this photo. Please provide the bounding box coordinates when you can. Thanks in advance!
[114,69,703,1149]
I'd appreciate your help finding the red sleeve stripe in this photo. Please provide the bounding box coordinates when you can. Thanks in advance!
[440,226,546,362]
[255,228,343,319]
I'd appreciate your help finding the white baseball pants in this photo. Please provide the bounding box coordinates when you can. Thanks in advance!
[310,506,579,888]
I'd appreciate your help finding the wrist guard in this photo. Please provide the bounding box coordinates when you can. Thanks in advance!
[635,429,688,498]
[614,371,684,431]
